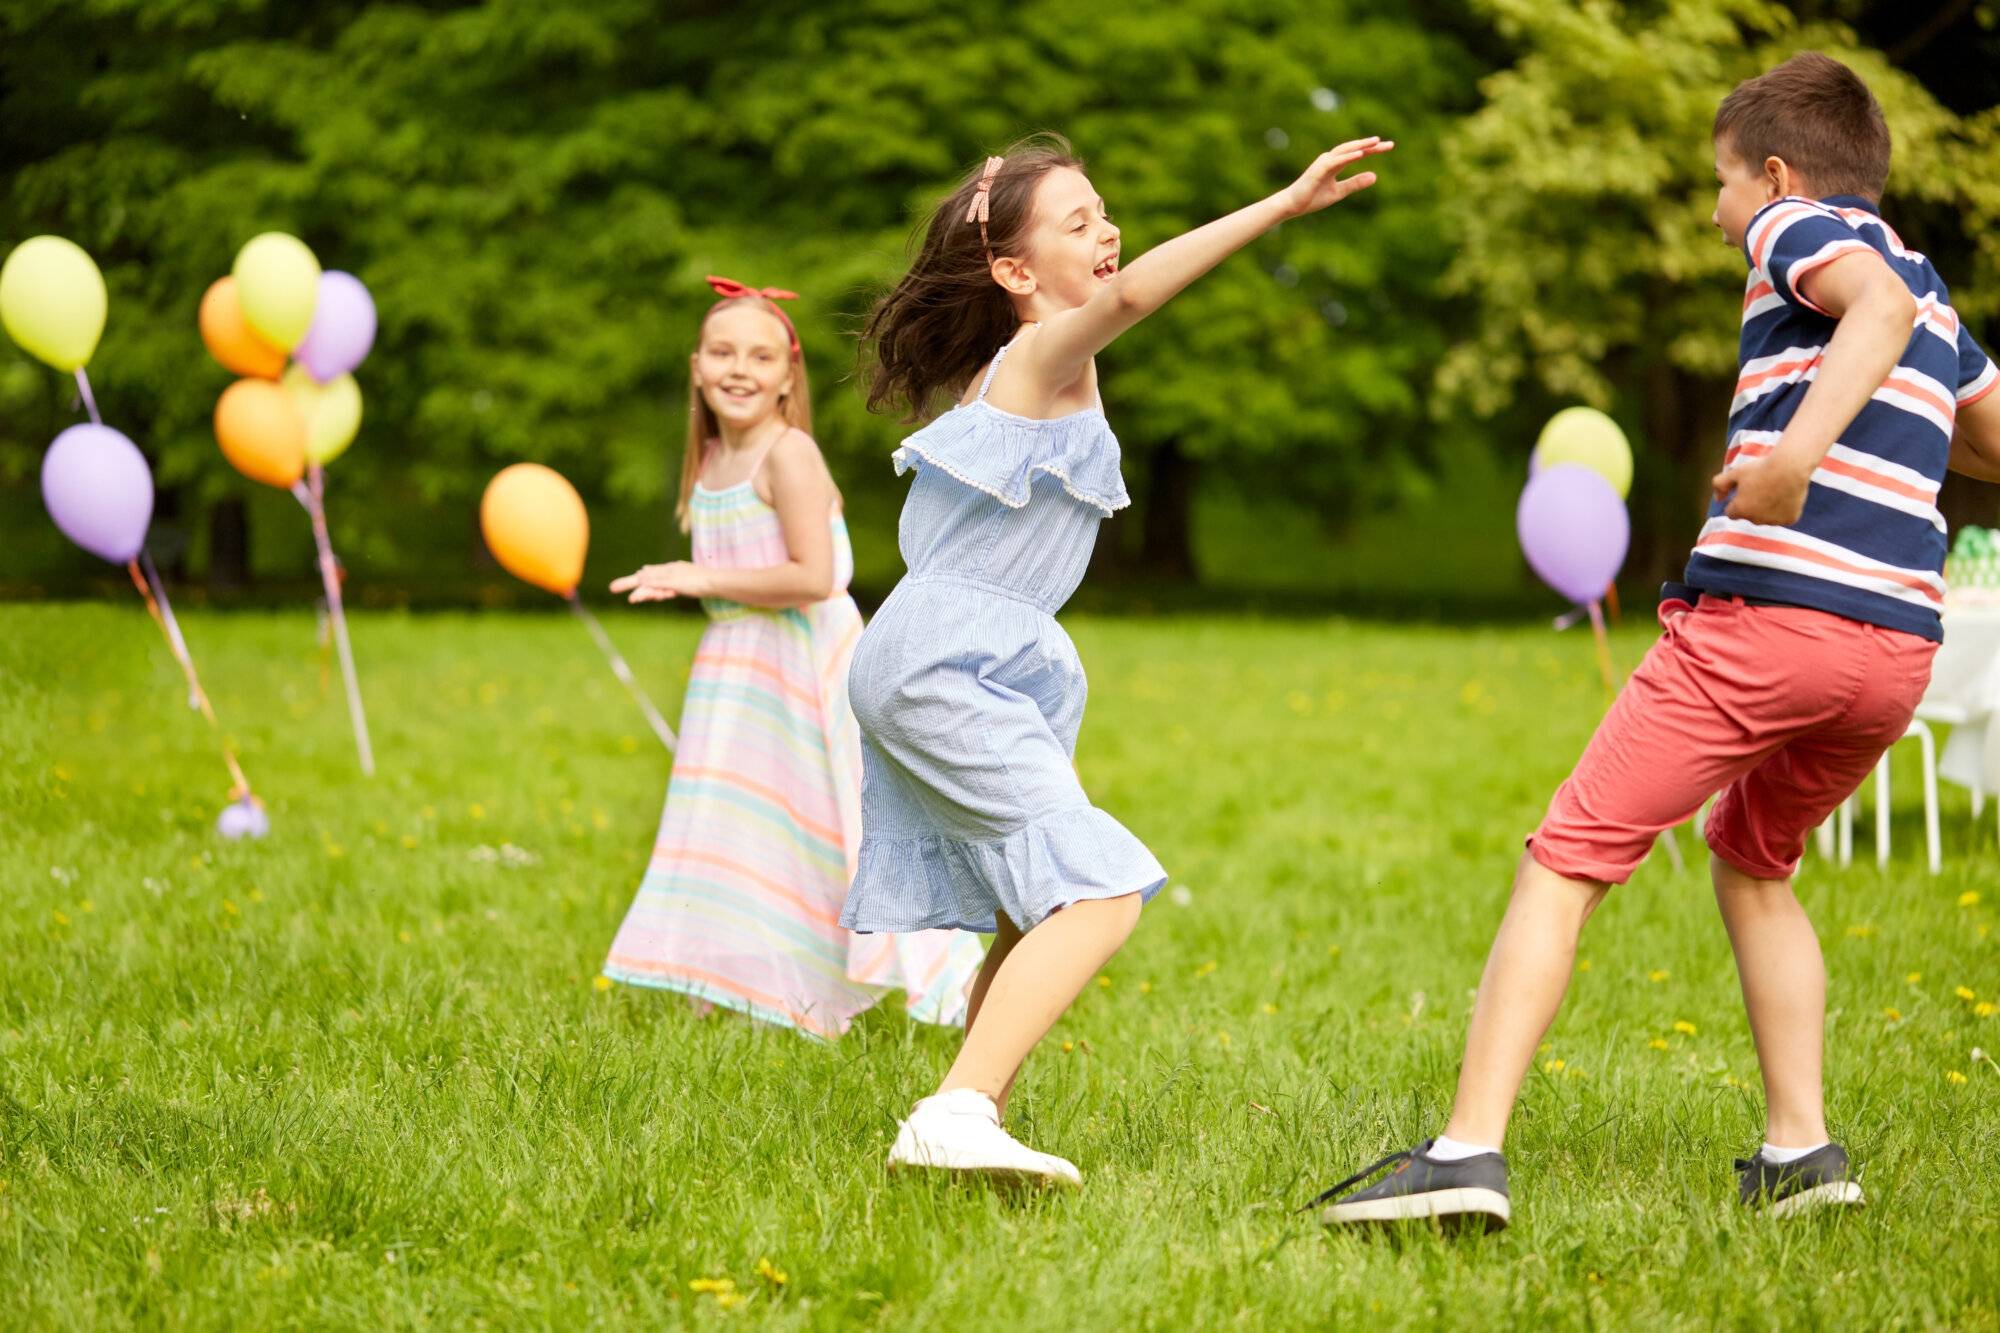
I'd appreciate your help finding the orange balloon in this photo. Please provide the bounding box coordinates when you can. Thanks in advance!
[199,277,286,378]
[481,463,588,596]
[215,379,305,488]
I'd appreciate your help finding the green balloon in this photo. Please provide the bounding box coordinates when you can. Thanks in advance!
[1534,406,1632,499]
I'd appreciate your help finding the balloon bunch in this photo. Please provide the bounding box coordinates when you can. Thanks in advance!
[2,236,267,837]
[1517,407,1633,697]
[480,464,677,752]
[201,234,379,776]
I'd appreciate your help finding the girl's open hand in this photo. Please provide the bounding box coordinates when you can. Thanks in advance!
[1281,137,1394,218]
[610,561,711,603]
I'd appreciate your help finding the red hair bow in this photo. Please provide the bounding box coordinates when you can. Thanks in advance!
[704,274,801,354]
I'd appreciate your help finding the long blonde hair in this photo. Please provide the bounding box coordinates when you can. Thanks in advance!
[676,295,815,532]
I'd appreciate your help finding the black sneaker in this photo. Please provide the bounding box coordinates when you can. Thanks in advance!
[1308,1139,1510,1232]
[1736,1143,1864,1216]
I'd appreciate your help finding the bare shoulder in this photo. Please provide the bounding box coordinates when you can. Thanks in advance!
[757,428,838,505]
[991,323,1099,415]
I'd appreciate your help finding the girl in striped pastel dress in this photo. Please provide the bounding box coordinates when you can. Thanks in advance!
[601,276,984,1040]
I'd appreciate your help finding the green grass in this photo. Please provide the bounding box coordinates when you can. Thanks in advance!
[2,604,1996,1329]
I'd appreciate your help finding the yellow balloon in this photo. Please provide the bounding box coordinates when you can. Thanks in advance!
[283,365,363,465]
[1535,406,1633,499]
[232,232,321,350]
[0,236,107,371]
[482,463,589,596]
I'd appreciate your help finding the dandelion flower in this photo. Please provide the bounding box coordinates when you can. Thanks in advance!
[1957,986,1977,1001]
[1648,969,1669,983]
[1959,891,1981,908]
[1195,960,1219,979]
[756,1258,787,1286]
[1947,1071,1968,1085]
[1977,1002,1997,1018]
[592,976,612,992]
[1845,923,1875,939]
[1577,960,1593,973]
[1542,1058,1566,1073]
[1061,1041,1075,1054]
[1906,972,1923,984]
[1883,1008,1902,1022]
[1673,1020,1697,1035]
[1261,1002,1279,1015]
[1648,1038,1670,1050]
[1096,975,1112,989]
[1139,981,1153,995]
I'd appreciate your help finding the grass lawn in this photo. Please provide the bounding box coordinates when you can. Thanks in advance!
[2,603,1996,1329]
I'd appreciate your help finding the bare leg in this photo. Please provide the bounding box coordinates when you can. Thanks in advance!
[961,913,1024,1115]
[937,894,1141,1103]
[1442,854,1609,1148]
[1711,855,1828,1146]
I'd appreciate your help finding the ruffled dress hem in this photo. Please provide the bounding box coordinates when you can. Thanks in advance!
[840,803,1167,934]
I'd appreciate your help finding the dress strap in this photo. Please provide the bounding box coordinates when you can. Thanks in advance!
[742,424,794,478]
[975,322,1040,402]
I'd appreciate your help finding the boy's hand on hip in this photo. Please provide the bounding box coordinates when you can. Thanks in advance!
[1713,454,1812,527]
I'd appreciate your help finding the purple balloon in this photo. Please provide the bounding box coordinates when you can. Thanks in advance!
[1517,463,1629,605]
[41,424,153,563]
[294,270,377,382]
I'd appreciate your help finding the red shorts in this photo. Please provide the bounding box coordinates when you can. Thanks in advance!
[1528,595,1937,884]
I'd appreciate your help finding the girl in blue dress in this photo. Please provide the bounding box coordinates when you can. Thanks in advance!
[847,131,1393,1185]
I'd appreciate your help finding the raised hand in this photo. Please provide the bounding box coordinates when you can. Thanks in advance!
[1282,137,1395,218]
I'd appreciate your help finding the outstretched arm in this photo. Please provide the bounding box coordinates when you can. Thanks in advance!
[1021,137,1394,390]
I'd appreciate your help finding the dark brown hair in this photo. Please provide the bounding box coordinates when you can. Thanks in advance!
[860,134,1084,423]
[1713,52,1891,201]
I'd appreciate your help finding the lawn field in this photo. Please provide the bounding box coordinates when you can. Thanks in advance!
[2,604,1995,1329]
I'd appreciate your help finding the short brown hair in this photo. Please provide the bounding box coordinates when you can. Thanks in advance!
[1714,53,1890,201]
[861,135,1085,423]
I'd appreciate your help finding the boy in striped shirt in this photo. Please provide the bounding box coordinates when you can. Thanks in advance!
[1316,53,2000,1230]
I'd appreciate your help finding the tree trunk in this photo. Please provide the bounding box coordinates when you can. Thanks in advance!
[1939,472,2000,535]
[1137,437,1198,582]
[207,495,250,591]
[1634,362,1732,593]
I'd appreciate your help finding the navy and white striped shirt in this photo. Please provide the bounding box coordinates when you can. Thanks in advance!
[1682,194,1997,642]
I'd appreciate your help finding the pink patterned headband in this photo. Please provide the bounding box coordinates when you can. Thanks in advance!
[704,274,801,355]
[966,156,1004,259]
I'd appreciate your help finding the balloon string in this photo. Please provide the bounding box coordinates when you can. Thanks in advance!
[127,554,252,801]
[1586,599,1618,704]
[568,592,678,752]
[73,368,102,426]
[297,465,375,776]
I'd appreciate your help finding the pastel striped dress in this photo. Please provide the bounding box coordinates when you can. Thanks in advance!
[603,455,985,1039]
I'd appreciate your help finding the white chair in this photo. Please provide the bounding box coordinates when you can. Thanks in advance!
[1914,700,2000,846]
[1827,717,1940,874]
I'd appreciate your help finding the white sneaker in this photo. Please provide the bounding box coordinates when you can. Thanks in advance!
[886,1089,1082,1187]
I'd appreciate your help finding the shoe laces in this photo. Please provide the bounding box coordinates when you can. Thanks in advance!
[1299,1144,1421,1211]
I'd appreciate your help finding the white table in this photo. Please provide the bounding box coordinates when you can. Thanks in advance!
[1923,607,2000,801]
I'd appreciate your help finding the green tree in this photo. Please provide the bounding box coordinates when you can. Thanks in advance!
[2,0,1486,590]
[1436,0,2000,584]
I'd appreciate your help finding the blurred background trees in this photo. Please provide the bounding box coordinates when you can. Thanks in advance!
[3,0,1996,606]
